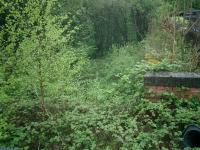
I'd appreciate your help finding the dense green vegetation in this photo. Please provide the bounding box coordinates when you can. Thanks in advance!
[0,0,200,149]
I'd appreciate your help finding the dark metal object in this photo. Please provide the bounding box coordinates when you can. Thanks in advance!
[179,9,200,34]
[181,9,200,21]
[180,125,200,149]
[144,72,200,88]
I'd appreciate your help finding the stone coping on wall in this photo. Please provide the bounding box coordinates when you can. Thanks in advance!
[144,72,200,88]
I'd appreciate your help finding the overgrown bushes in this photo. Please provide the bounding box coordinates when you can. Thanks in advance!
[0,0,200,149]
[1,44,199,149]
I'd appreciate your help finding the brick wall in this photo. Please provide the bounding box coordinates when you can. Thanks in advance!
[144,72,200,101]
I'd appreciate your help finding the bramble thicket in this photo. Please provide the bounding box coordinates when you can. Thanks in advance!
[0,0,200,149]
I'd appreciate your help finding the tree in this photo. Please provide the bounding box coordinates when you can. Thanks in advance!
[52,0,160,57]
[0,0,88,111]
